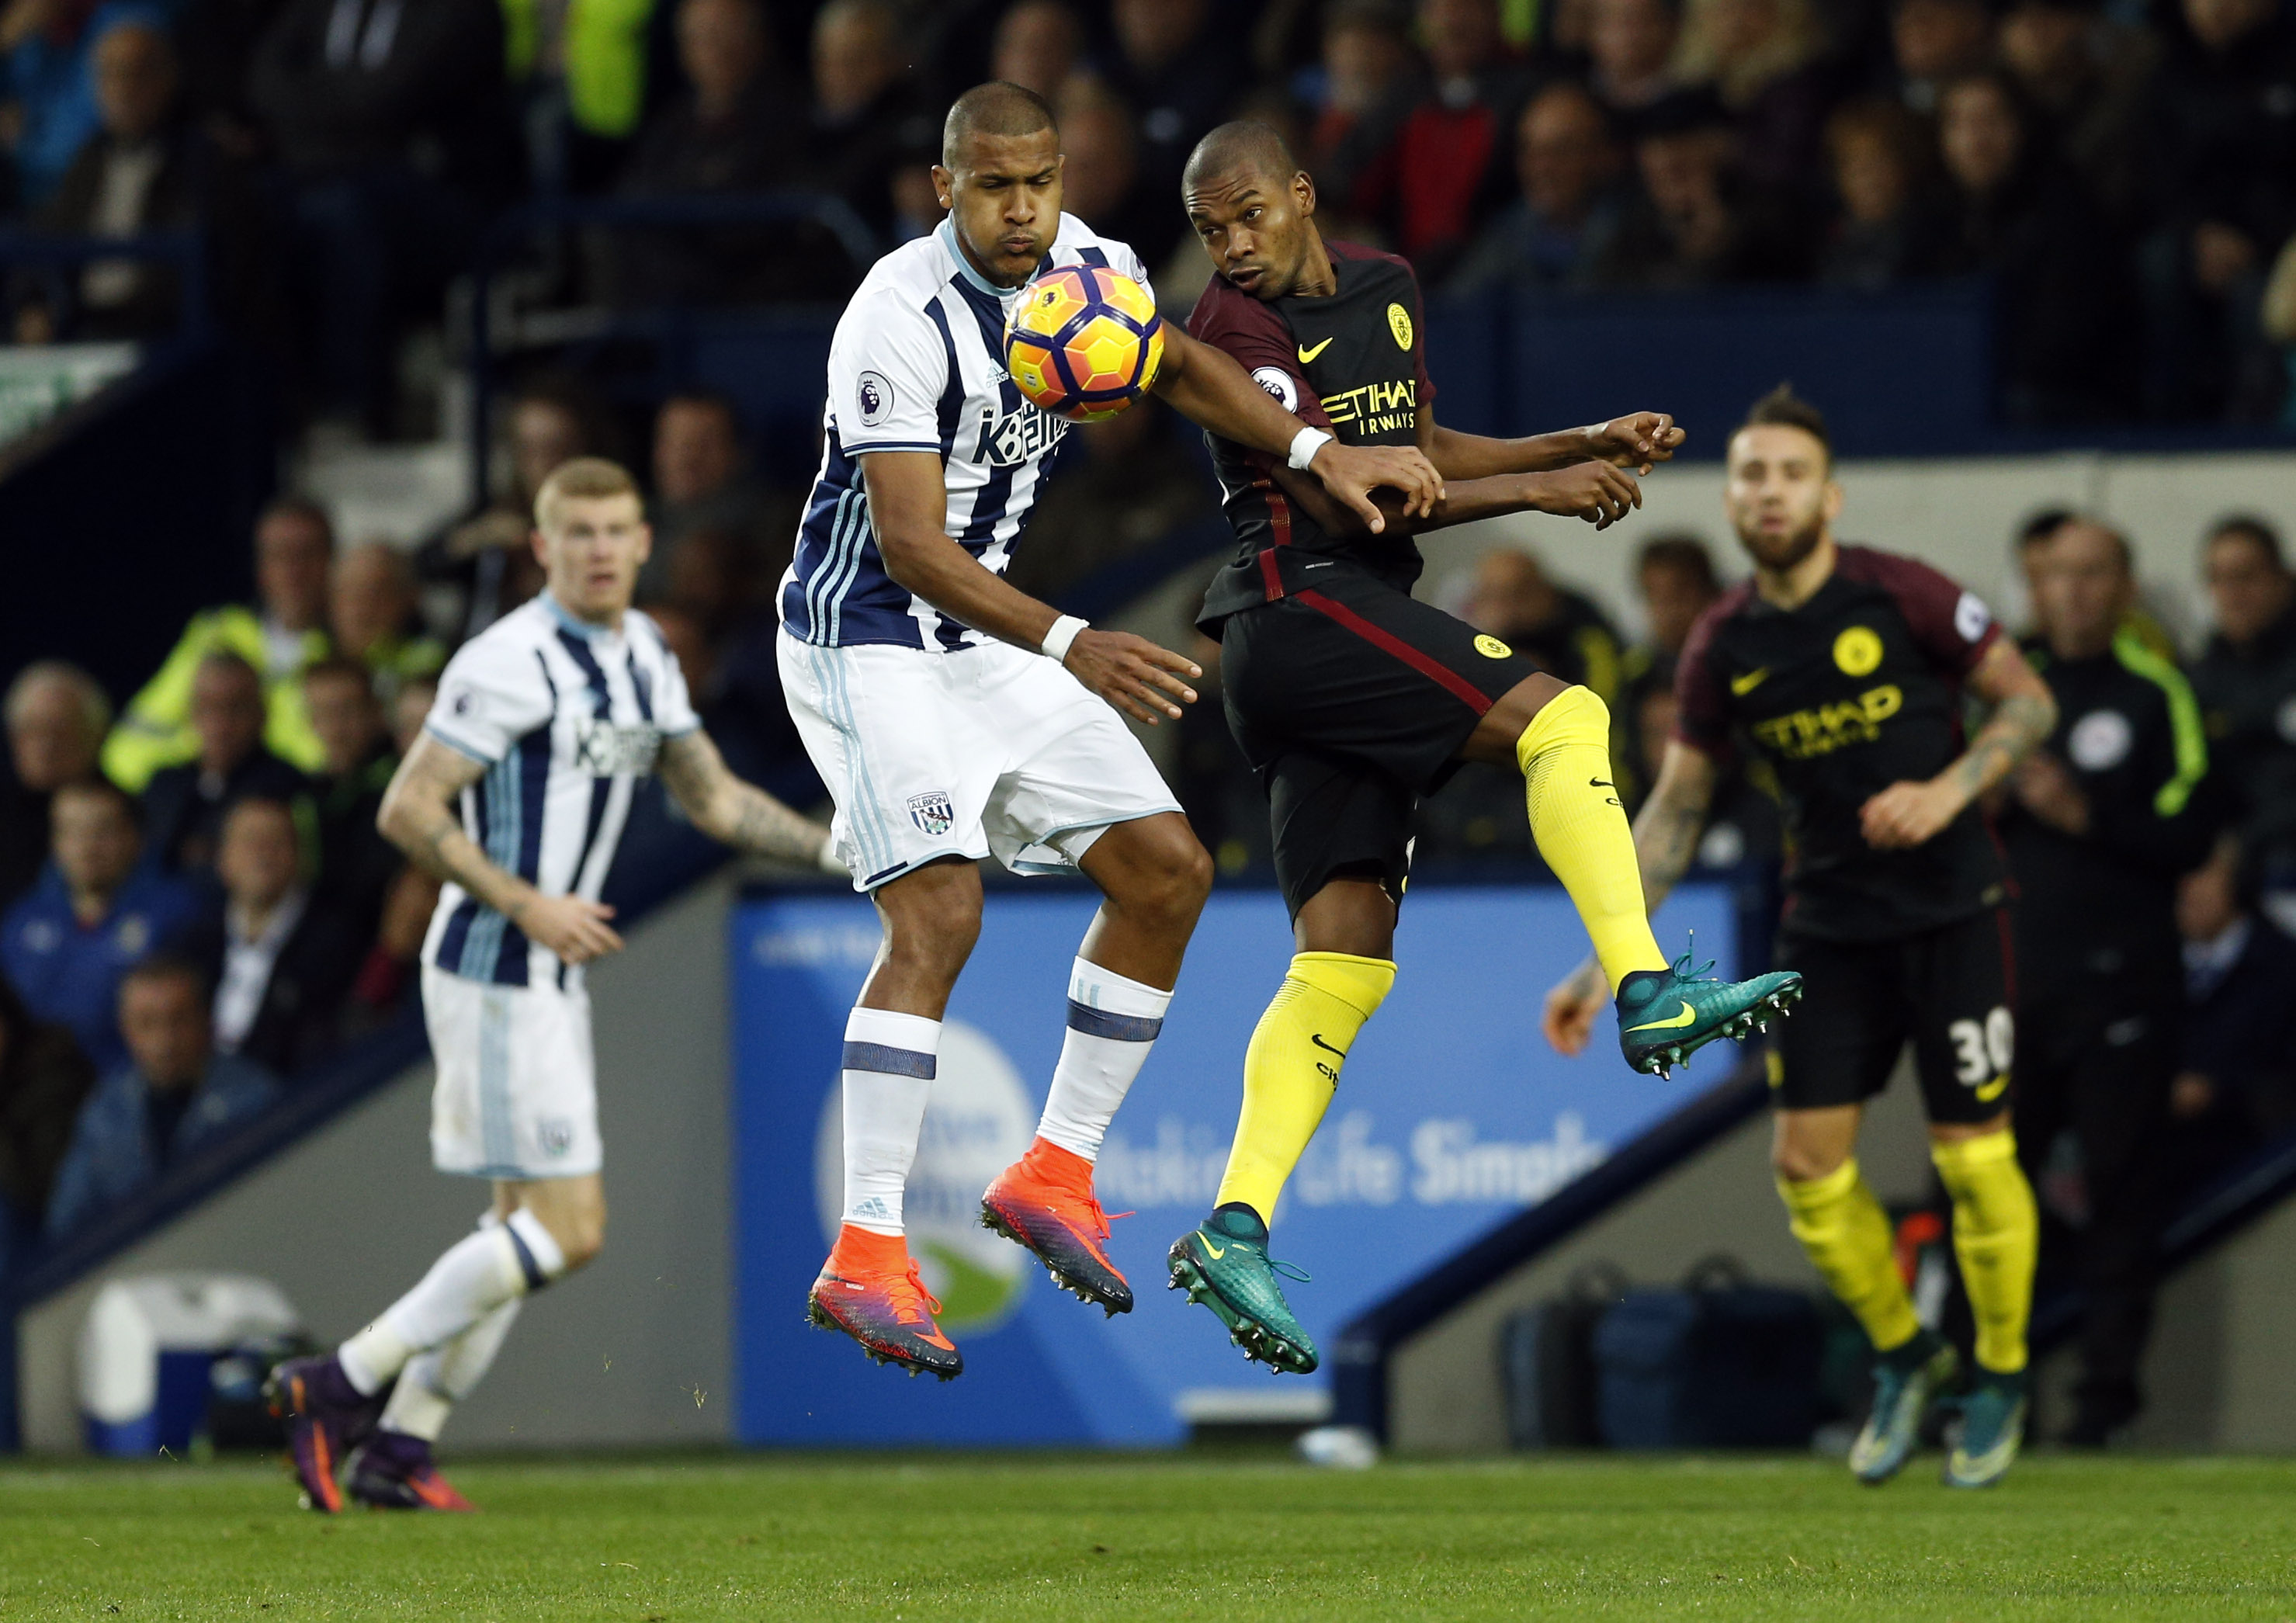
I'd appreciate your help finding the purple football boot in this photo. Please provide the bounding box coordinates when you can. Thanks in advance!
[264,1355,385,1513]
[349,1431,477,1512]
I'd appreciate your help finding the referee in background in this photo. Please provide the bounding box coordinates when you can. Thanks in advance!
[2003,516,2218,1445]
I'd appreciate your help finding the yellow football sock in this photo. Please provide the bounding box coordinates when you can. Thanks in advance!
[1517,686,1669,989]
[1214,952,1396,1222]
[1777,1158,1921,1354]
[1932,1131,2038,1375]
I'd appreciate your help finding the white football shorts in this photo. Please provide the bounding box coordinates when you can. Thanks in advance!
[779,630,1183,891]
[422,966,602,1180]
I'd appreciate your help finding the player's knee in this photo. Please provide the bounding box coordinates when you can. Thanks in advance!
[1771,1137,1848,1184]
[553,1205,607,1272]
[1139,829,1214,920]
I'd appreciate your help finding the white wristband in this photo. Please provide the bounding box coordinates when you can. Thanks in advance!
[1287,426,1334,470]
[1041,615,1089,664]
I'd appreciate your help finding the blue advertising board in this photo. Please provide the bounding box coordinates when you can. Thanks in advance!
[729,883,1736,1446]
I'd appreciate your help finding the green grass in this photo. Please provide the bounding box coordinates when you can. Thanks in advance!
[2,1451,2294,1621]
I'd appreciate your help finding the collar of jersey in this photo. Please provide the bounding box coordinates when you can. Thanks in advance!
[936,217,1042,302]
[540,591,620,644]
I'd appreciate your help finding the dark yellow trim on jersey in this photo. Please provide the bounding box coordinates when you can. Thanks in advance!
[2110,628,2208,817]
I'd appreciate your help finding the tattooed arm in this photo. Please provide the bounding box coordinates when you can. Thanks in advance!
[656,730,839,871]
[377,733,626,962]
[1542,740,1721,1053]
[1860,639,2057,851]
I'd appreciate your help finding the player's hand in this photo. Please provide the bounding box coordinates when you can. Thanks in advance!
[1310,441,1444,532]
[2008,752,2090,836]
[1859,776,1966,850]
[1065,629,1202,726]
[512,893,624,962]
[1524,463,1642,529]
[1588,412,1684,474]
[1542,959,1609,1056]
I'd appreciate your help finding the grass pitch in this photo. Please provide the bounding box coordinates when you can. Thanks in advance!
[2,1451,2293,1621]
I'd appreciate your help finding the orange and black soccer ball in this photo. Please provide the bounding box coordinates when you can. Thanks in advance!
[1003,264,1165,423]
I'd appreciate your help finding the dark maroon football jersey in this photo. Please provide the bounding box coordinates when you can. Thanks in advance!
[1674,544,2012,942]
[1188,239,1435,629]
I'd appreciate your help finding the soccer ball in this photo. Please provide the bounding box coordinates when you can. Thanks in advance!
[1003,265,1165,423]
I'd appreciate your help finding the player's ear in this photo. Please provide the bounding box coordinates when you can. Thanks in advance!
[1821,477,1845,525]
[931,163,954,211]
[634,523,653,565]
[1294,170,1316,218]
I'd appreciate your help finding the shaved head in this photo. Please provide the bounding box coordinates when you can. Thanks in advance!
[1182,120,1300,194]
[942,79,1057,168]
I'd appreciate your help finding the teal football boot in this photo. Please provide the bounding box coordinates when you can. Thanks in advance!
[1617,938,1804,1080]
[1944,1370,2028,1489]
[1849,1330,1958,1485]
[1167,1206,1318,1374]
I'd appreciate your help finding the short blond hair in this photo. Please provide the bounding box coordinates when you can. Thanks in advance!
[534,457,641,531]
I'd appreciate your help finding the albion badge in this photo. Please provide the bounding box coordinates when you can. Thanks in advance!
[907,791,955,836]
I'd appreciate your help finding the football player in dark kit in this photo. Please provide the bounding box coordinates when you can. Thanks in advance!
[2006,516,2217,1445]
[1163,120,1802,1378]
[1545,387,2059,1488]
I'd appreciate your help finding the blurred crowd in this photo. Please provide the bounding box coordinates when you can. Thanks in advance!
[5,0,2296,428]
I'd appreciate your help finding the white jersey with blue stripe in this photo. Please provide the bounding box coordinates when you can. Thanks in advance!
[779,213,1153,651]
[419,594,700,990]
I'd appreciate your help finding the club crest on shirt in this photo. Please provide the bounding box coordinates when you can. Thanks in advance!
[574,717,663,776]
[2068,708,2134,770]
[1833,625,1884,677]
[537,1117,575,1157]
[1386,302,1413,350]
[907,791,955,836]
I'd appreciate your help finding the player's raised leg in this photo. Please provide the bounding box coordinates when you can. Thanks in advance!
[269,1174,595,1511]
[982,811,1210,1314]
[1470,675,1802,1078]
[806,859,976,1380]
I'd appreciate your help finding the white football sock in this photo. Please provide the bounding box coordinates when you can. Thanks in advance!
[841,1007,941,1236]
[339,1208,564,1396]
[1035,957,1172,1163]
[380,1297,522,1443]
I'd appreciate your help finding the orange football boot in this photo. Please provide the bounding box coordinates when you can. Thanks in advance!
[980,1137,1132,1315]
[806,1224,964,1379]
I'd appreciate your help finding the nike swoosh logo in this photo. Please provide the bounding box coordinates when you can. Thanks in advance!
[1976,1074,2009,1102]
[1297,338,1334,364]
[1309,1033,1347,1057]
[1590,779,1614,790]
[1624,1002,1698,1033]
[1202,1240,1226,1259]
[1731,668,1770,695]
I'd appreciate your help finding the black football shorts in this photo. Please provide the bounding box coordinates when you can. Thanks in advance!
[1768,907,2017,1126]
[1219,564,1543,920]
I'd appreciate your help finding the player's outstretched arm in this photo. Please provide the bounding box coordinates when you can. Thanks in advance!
[657,730,842,872]
[1860,640,2058,851]
[861,451,1203,726]
[1430,412,1687,480]
[1542,740,1720,1054]
[378,733,625,963]
[1268,446,1643,539]
[1150,326,1443,533]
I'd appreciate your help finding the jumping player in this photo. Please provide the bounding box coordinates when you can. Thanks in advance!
[269,459,839,1511]
[1544,387,2058,1487]
[782,84,1444,1380]
[1162,122,1801,1377]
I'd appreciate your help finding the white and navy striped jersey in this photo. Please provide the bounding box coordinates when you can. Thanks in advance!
[779,213,1153,650]
[419,595,700,990]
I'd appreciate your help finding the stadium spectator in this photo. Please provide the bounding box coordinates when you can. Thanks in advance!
[0,661,109,906]
[1303,2,1418,180]
[2189,515,2296,925]
[104,497,334,790]
[1936,70,2138,423]
[0,973,93,1244]
[43,955,278,1240]
[387,675,436,758]
[1596,100,1803,286]
[637,391,786,602]
[248,0,517,427]
[608,0,839,307]
[1995,0,2156,226]
[139,653,310,876]
[2003,516,2218,1444]
[301,656,400,935]
[185,796,361,1075]
[1670,0,1838,191]
[1339,0,1532,278]
[2136,0,2296,420]
[501,0,661,195]
[1,779,202,1078]
[1445,81,1631,293]
[2171,846,2296,1164]
[0,0,182,207]
[1001,396,1213,601]
[1101,0,1238,251]
[802,0,931,238]
[440,375,613,632]
[1464,546,1628,702]
[989,0,1082,100]
[1587,0,1689,130]
[329,541,445,708]
[12,19,267,346]
[1884,0,1996,113]
[1056,79,1168,274]
[1816,96,1948,288]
